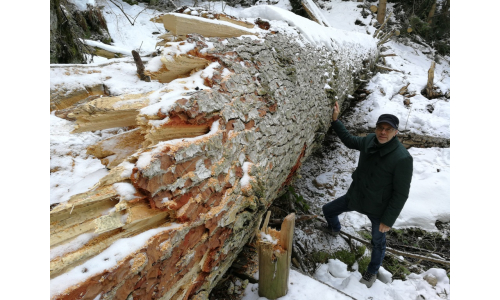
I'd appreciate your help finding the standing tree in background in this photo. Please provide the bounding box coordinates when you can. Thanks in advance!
[377,0,387,24]
[427,0,437,24]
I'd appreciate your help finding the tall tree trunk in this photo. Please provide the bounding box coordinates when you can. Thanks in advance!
[377,0,387,24]
[427,0,437,24]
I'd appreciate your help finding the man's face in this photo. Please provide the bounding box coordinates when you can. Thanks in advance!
[375,122,398,144]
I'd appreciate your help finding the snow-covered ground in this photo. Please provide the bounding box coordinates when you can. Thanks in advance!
[23,0,473,298]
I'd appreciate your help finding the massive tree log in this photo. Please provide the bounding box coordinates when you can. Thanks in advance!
[50,11,378,300]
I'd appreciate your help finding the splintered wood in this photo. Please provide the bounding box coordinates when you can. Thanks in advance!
[71,92,151,133]
[87,128,144,168]
[50,83,107,112]
[50,183,175,279]
[145,54,210,83]
[162,13,256,38]
[257,212,295,299]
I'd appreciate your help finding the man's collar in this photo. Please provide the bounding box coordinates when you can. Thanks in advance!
[369,135,399,156]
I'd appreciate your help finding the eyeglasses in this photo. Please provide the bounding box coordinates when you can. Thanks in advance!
[375,125,396,133]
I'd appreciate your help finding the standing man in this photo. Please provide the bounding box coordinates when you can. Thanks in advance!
[321,101,413,288]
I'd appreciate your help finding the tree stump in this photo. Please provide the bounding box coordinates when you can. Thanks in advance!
[257,212,295,299]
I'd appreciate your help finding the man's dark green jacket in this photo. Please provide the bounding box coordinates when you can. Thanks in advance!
[332,120,413,227]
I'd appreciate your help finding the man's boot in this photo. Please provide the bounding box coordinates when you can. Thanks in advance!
[360,271,377,288]
[315,222,340,237]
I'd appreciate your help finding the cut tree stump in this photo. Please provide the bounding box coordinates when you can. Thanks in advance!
[257,213,295,299]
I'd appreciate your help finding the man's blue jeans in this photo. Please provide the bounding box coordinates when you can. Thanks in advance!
[322,194,387,275]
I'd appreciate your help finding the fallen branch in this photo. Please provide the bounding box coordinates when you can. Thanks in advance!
[375,64,403,73]
[292,246,308,273]
[373,11,393,38]
[377,29,396,46]
[338,230,449,266]
[388,242,448,259]
[288,193,296,213]
[268,215,317,226]
[50,58,135,68]
[380,53,396,57]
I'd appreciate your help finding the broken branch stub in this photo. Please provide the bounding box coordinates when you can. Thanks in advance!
[258,213,295,299]
[132,50,151,82]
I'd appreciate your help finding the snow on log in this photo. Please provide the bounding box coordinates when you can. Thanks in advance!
[50,7,378,300]
[301,0,331,27]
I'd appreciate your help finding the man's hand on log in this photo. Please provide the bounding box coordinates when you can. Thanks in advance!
[332,101,340,121]
[379,223,391,233]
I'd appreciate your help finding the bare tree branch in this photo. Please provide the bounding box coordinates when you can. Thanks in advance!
[107,0,148,26]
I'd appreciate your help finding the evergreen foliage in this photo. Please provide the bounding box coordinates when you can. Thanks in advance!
[390,0,450,56]
[50,0,86,64]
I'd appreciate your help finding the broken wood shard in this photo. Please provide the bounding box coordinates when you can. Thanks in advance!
[87,128,144,168]
[143,123,210,147]
[162,13,256,38]
[145,53,210,83]
[50,83,107,112]
[71,92,151,133]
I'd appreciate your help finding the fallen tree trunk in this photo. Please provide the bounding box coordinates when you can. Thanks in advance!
[50,11,378,300]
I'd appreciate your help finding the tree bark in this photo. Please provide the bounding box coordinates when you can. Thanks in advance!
[427,0,437,24]
[377,0,387,24]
